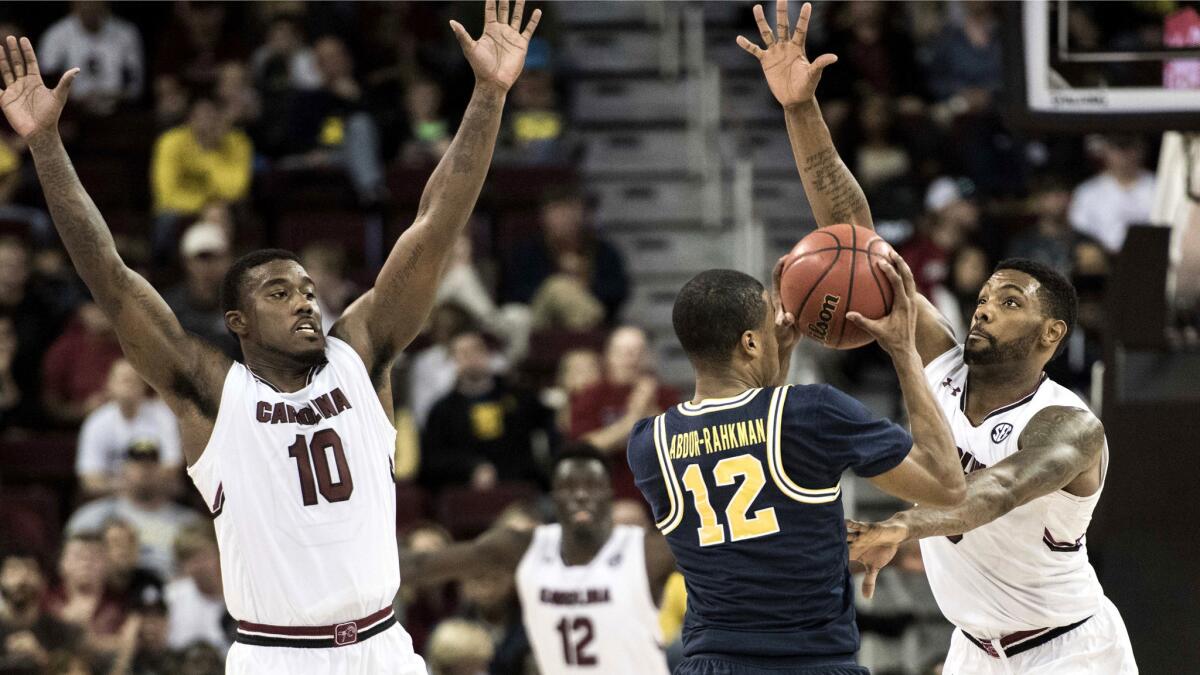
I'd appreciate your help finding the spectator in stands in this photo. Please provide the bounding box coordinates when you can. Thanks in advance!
[65,444,201,581]
[165,522,228,654]
[1069,135,1157,253]
[214,61,261,128]
[899,176,977,299]
[150,96,252,261]
[924,2,1002,105]
[38,1,144,116]
[250,15,322,92]
[42,298,124,427]
[569,326,679,500]
[400,79,452,164]
[502,187,630,323]
[0,131,52,245]
[174,641,224,675]
[935,244,989,341]
[426,619,495,675]
[456,567,531,675]
[76,360,183,498]
[0,236,68,428]
[153,74,191,130]
[408,302,476,429]
[506,67,564,163]
[436,232,532,363]
[0,315,21,433]
[0,548,84,673]
[420,331,553,493]
[102,520,163,611]
[274,35,389,207]
[108,586,173,675]
[1007,176,1079,272]
[300,243,358,333]
[545,347,602,434]
[44,532,127,657]
[154,1,247,87]
[398,523,458,654]
[162,222,239,359]
[817,2,924,116]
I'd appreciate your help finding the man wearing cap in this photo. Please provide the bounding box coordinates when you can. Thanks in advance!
[65,441,200,580]
[163,221,239,359]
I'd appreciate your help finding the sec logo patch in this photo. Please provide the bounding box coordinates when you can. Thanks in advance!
[991,423,1014,444]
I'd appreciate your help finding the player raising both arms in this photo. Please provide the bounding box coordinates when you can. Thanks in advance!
[402,445,676,675]
[0,2,540,672]
[623,6,965,675]
[747,1,1138,672]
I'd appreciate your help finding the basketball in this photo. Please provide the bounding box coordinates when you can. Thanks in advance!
[778,224,895,350]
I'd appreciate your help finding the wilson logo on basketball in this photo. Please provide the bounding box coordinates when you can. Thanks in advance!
[807,294,841,342]
[991,423,1014,444]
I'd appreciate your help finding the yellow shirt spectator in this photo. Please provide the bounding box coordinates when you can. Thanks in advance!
[151,100,252,216]
[658,571,687,644]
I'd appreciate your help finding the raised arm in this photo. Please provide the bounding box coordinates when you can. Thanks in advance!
[846,406,1104,596]
[400,525,532,588]
[738,0,869,230]
[843,253,964,507]
[1,37,226,461]
[332,0,541,381]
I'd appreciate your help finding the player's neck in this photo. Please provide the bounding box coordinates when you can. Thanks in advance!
[692,370,759,403]
[964,363,1045,425]
[243,352,315,393]
[561,524,611,566]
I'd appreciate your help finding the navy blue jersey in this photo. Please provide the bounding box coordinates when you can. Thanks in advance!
[627,385,911,660]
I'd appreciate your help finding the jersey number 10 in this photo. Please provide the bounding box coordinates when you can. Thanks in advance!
[681,454,780,546]
[287,429,354,506]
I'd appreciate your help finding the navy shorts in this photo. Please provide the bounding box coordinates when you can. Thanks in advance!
[675,653,870,675]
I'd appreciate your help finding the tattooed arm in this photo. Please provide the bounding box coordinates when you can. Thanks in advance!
[331,0,541,396]
[1,37,226,464]
[848,406,1105,555]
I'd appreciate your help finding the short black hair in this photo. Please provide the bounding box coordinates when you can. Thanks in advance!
[672,269,766,367]
[552,442,609,477]
[993,258,1077,360]
[221,248,302,314]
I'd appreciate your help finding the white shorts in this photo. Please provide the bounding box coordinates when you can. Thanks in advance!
[943,596,1137,675]
[226,623,427,675]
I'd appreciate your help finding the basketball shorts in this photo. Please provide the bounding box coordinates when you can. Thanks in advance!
[674,653,870,675]
[943,596,1137,675]
[225,623,427,675]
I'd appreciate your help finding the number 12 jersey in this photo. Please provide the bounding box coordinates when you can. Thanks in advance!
[188,337,400,626]
[627,385,912,660]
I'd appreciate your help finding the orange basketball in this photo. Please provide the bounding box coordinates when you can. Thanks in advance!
[778,224,895,350]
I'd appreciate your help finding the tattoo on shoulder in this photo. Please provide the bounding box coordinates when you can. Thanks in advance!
[1020,406,1104,460]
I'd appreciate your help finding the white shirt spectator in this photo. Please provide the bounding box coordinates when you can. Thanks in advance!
[66,497,200,580]
[1069,170,1156,253]
[166,576,230,653]
[39,13,144,101]
[408,345,458,430]
[76,399,182,480]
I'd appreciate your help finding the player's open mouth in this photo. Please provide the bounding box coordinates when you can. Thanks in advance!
[293,321,319,334]
[572,509,593,524]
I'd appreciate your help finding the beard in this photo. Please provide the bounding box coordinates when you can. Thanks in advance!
[963,328,1040,366]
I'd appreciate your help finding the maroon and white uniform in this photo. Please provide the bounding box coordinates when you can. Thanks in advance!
[188,336,425,674]
[920,345,1136,674]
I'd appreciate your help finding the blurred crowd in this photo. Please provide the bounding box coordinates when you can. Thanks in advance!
[0,2,1179,674]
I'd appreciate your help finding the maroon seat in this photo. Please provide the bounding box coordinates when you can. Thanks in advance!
[520,328,609,389]
[0,434,76,483]
[0,486,62,562]
[435,482,539,540]
[394,482,429,532]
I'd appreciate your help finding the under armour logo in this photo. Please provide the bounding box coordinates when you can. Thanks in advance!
[942,378,962,396]
[991,423,1014,444]
[334,622,358,646]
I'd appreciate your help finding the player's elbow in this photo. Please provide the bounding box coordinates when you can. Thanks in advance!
[928,474,967,507]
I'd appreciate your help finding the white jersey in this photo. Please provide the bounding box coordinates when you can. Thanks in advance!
[516,524,669,675]
[187,337,400,626]
[920,346,1109,639]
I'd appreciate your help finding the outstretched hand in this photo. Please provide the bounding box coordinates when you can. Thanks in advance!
[846,518,908,598]
[451,0,542,93]
[772,254,802,353]
[0,36,77,142]
[845,251,918,358]
[737,0,837,108]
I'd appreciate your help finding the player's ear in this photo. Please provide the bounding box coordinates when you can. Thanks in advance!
[1043,318,1067,350]
[740,329,759,357]
[225,310,248,337]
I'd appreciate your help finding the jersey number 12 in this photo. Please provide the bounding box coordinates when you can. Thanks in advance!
[556,616,596,666]
[681,454,780,546]
[287,429,354,506]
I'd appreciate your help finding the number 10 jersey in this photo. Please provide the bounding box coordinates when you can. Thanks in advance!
[187,337,400,626]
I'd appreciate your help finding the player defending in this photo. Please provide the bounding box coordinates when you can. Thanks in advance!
[626,11,965,673]
[401,445,676,675]
[0,3,540,672]
[740,1,1138,671]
